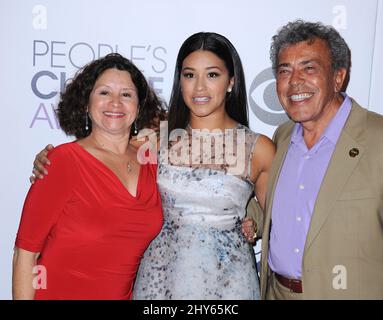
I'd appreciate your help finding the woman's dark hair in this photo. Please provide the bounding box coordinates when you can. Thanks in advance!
[57,53,166,139]
[168,32,248,132]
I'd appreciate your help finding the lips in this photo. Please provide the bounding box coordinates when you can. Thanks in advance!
[289,92,314,102]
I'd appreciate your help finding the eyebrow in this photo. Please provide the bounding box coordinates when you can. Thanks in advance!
[278,59,318,68]
[277,62,290,69]
[300,59,317,65]
[94,84,137,92]
[182,66,223,71]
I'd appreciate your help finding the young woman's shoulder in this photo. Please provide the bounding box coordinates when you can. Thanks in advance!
[251,134,276,170]
[255,134,275,150]
[256,132,275,151]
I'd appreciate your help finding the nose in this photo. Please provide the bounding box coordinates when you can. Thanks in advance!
[289,69,304,87]
[110,93,122,107]
[195,76,206,92]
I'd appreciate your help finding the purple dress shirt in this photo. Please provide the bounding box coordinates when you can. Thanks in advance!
[268,95,352,279]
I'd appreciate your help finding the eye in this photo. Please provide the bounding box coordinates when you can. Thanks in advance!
[277,69,289,76]
[207,72,219,78]
[99,90,109,95]
[182,72,194,79]
[122,92,132,98]
[305,65,316,72]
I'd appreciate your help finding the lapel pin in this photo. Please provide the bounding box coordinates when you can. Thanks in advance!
[349,148,359,158]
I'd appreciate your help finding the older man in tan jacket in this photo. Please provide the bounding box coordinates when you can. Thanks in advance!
[247,20,383,299]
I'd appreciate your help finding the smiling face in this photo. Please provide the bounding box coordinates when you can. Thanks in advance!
[276,38,346,126]
[88,68,139,136]
[180,50,234,120]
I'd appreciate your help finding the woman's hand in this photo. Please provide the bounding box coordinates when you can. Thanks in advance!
[241,217,258,244]
[30,144,54,184]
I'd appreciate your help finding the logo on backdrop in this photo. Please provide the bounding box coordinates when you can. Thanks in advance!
[248,67,288,126]
[29,40,168,129]
[30,5,169,129]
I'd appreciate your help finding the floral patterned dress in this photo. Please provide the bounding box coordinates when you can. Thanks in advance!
[133,124,260,300]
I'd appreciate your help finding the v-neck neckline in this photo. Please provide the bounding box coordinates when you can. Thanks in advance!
[73,142,142,199]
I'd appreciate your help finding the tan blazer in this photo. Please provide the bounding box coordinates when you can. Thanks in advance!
[251,99,383,299]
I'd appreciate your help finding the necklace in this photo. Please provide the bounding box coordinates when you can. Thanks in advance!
[92,138,132,173]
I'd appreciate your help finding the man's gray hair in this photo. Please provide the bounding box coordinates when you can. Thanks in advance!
[270,20,351,77]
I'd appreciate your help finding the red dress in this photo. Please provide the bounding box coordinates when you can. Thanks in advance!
[15,142,163,300]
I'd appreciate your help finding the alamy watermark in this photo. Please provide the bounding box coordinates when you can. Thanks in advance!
[135,121,247,176]
[32,265,47,290]
[332,265,347,290]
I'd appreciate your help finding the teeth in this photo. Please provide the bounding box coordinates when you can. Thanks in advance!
[290,93,313,102]
[193,97,210,102]
[104,112,125,116]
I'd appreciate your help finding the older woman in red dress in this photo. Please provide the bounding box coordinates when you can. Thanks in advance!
[13,53,165,300]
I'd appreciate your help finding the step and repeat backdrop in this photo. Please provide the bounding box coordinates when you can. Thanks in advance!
[0,0,381,299]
